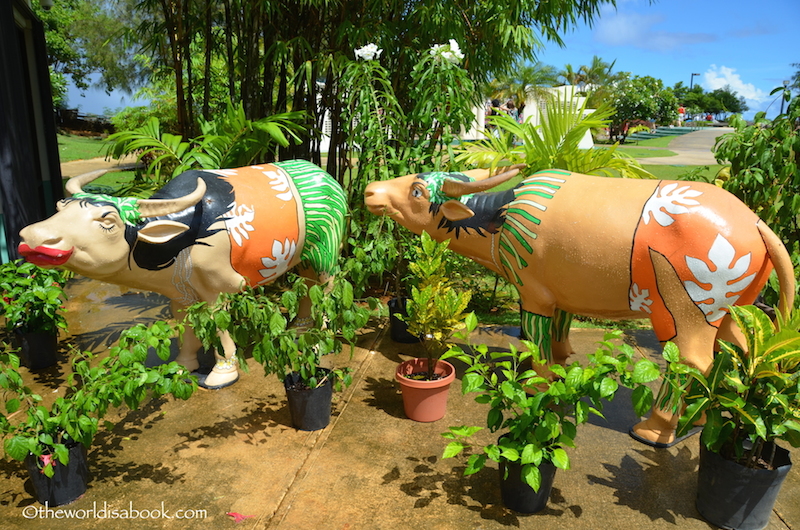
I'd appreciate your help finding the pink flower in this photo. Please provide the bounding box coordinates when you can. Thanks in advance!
[226,512,254,523]
[39,454,55,473]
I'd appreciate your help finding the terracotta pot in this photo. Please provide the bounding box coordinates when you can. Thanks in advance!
[395,358,455,422]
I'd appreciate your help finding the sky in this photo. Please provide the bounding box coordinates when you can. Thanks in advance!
[67,0,798,119]
[535,0,798,119]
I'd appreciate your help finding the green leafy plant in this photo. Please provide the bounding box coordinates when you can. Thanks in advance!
[714,91,800,308]
[715,91,800,244]
[1,321,197,477]
[659,305,800,469]
[339,41,476,297]
[401,232,472,381]
[0,260,71,334]
[442,316,660,491]
[454,93,654,179]
[104,100,307,192]
[184,273,377,390]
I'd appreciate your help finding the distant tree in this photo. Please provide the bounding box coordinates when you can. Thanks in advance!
[559,64,584,86]
[789,62,800,91]
[609,75,678,142]
[708,86,748,120]
[486,60,559,111]
[124,0,622,167]
[580,55,617,89]
[671,81,690,102]
[33,0,145,107]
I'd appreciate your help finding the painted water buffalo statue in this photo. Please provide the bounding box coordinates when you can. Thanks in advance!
[19,160,346,389]
[365,167,796,447]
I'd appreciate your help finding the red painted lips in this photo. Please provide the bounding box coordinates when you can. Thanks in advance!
[18,244,73,267]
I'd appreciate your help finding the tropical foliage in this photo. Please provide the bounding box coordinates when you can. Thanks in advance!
[183,273,376,390]
[714,90,800,307]
[402,232,472,380]
[0,260,71,334]
[442,320,660,491]
[104,101,306,191]
[455,94,654,178]
[609,75,679,141]
[1,322,196,477]
[659,305,800,469]
[715,91,800,244]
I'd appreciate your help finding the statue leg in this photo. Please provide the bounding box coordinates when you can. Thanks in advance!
[173,299,239,390]
[520,310,553,362]
[172,300,200,372]
[551,309,574,365]
[630,251,717,447]
[199,330,239,389]
[520,308,573,365]
[290,266,333,331]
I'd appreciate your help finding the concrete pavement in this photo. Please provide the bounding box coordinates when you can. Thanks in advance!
[633,127,732,166]
[0,277,797,529]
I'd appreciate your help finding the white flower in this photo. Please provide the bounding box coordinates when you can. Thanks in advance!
[355,43,382,61]
[429,39,464,64]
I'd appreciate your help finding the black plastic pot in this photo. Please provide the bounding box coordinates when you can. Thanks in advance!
[14,330,58,370]
[25,442,89,506]
[284,369,333,431]
[499,459,557,513]
[696,442,792,530]
[388,298,421,344]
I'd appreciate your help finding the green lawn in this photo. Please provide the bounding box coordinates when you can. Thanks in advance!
[615,147,677,158]
[643,164,723,181]
[57,134,107,162]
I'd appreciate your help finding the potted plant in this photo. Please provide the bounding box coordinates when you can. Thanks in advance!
[0,259,71,370]
[395,231,472,422]
[185,272,376,431]
[659,305,800,530]
[441,314,660,513]
[0,321,197,506]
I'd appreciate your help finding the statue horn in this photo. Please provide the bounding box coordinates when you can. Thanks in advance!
[65,169,110,195]
[136,178,207,218]
[441,164,525,198]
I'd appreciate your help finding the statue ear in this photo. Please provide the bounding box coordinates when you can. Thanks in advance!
[137,220,190,244]
[440,200,475,222]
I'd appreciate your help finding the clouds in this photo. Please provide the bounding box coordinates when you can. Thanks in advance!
[594,11,716,51]
[703,65,768,102]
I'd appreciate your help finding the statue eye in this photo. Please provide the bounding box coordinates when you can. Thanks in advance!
[412,184,427,198]
[99,212,119,233]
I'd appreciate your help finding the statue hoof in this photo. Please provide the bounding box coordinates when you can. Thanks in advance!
[198,359,239,389]
[629,420,701,449]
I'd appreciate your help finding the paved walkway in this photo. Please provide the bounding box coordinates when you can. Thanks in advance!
[632,127,732,166]
[60,154,140,178]
[0,278,796,529]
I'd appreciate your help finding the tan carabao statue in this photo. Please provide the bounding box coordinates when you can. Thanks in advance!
[19,161,346,389]
[365,167,795,447]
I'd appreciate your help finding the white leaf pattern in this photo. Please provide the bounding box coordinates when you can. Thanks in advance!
[224,202,256,247]
[258,238,297,282]
[629,283,653,313]
[642,182,703,226]
[263,170,294,201]
[684,234,756,322]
